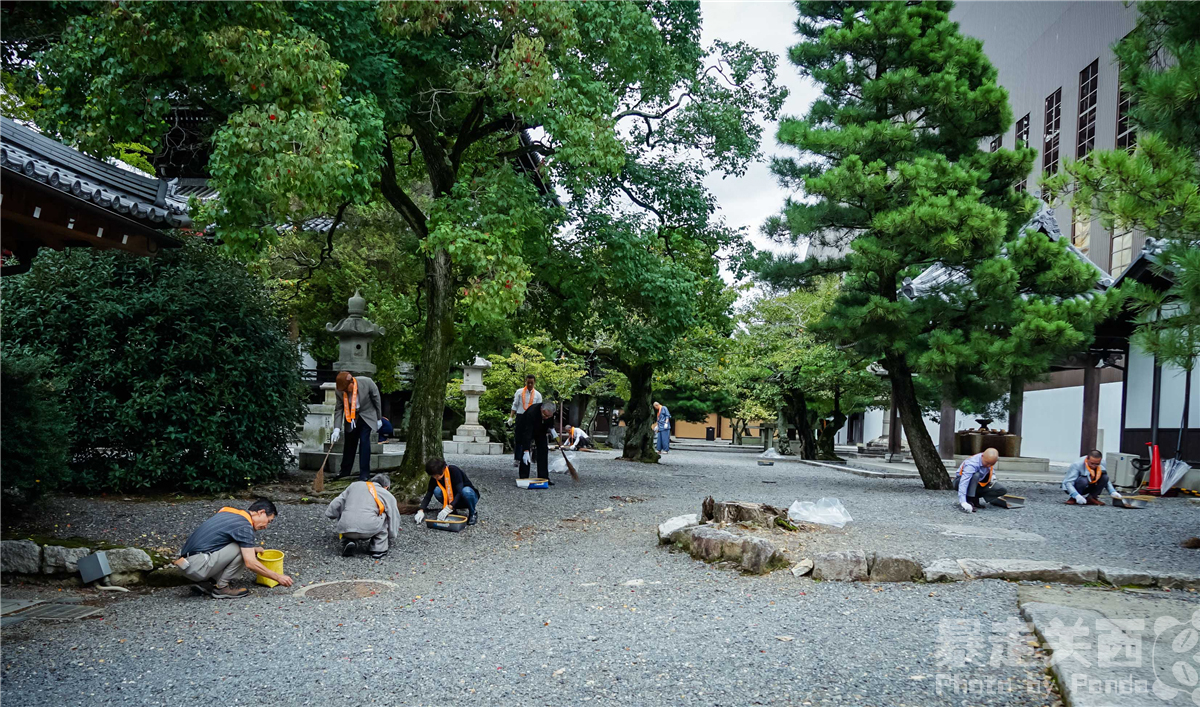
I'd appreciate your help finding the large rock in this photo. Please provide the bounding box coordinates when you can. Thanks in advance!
[868,554,923,582]
[791,558,814,577]
[957,559,1098,584]
[1,540,42,574]
[1097,566,1155,587]
[145,565,193,588]
[106,548,153,573]
[1156,573,1200,591]
[923,559,966,582]
[657,514,700,544]
[671,525,787,574]
[107,571,145,587]
[812,551,869,582]
[42,545,91,575]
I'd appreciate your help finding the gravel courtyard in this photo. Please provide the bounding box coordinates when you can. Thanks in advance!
[4,449,1198,706]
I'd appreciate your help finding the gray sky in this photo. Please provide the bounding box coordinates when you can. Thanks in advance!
[700,1,821,258]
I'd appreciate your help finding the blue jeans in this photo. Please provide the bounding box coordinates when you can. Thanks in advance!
[433,486,478,518]
[655,428,670,452]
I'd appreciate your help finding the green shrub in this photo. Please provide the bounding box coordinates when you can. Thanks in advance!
[0,350,74,513]
[2,243,307,493]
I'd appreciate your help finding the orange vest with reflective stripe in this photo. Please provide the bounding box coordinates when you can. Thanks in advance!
[218,507,253,524]
[365,481,385,516]
[956,459,994,487]
[436,467,453,508]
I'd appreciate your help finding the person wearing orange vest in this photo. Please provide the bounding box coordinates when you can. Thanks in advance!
[326,473,401,559]
[329,371,383,482]
[1061,449,1123,505]
[415,458,480,526]
[172,498,292,598]
[509,374,543,467]
[561,424,594,451]
[956,448,1007,513]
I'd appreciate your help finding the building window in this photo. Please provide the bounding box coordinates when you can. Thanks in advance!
[1116,70,1135,151]
[1072,209,1090,255]
[1014,113,1030,192]
[1110,230,1133,274]
[1076,59,1099,158]
[989,135,1002,152]
[1043,88,1061,175]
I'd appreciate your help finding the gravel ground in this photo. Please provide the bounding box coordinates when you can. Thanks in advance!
[7,448,1195,706]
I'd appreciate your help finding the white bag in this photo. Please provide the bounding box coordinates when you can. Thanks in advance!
[787,497,853,528]
[760,448,782,459]
[547,451,577,474]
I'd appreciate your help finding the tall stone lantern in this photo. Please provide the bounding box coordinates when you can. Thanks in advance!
[443,357,503,455]
[326,290,385,375]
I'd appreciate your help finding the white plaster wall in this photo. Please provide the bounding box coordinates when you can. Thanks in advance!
[1019,381,1123,461]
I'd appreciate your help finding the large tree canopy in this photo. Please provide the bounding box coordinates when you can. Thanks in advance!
[17,1,782,489]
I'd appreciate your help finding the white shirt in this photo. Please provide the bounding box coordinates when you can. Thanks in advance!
[511,386,543,415]
[565,427,588,448]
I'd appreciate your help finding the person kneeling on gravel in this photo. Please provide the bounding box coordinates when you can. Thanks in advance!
[174,498,292,598]
[326,473,401,559]
[1061,449,1122,506]
[956,448,1007,513]
[415,458,480,526]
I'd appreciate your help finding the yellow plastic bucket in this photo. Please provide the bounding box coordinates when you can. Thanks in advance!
[256,549,285,587]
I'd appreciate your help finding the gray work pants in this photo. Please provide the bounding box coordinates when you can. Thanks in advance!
[180,543,245,588]
[342,529,389,553]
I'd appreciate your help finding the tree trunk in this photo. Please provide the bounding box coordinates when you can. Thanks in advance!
[883,350,953,490]
[732,418,743,445]
[784,389,817,460]
[773,409,793,455]
[817,389,847,461]
[939,383,957,459]
[397,248,455,495]
[581,396,598,434]
[620,361,658,462]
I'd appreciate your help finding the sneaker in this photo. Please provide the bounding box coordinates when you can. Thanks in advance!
[210,586,250,599]
[370,551,388,560]
[468,513,478,526]
[341,539,357,557]
[548,480,556,486]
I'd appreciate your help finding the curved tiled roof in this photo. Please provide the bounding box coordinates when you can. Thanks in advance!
[0,117,192,229]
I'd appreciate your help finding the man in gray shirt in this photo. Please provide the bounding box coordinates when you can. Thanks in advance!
[326,473,401,559]
[1061,450,1123,505]
[173,498,292,598]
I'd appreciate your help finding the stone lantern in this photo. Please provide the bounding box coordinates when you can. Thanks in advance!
[326,290,385,375]
[443,357,503,455]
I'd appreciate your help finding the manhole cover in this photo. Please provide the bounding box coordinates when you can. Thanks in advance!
[293,580,397,601]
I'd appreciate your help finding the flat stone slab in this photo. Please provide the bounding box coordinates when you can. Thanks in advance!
[657,514,699,543]
[1096,566,1155,588]
[868,553,922,582]
[930,524,1046,542]
[923,558,966,582]
[958,558,1098,584]
[812,550,868,582]
[41,546,90,575]
[1,540,42,574]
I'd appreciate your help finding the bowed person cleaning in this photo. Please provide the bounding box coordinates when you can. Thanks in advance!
[326,473,401,559]
[415,458,481,526]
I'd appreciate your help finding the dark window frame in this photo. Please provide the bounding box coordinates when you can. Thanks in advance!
[1043,88,1062,175]
[1076,59,1099,159]
[1014,113,1030,192]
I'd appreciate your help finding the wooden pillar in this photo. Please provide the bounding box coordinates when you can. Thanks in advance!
[1080,360,1101,455]
[1008,377,1024,439]
[939,393,957,459]
[888,398,901,454]
[1151,355,1162,446]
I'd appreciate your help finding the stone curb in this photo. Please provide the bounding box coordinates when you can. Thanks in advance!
[2,539,163,586]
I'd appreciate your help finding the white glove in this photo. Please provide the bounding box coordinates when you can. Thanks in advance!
[550,429,559,441]
[1112,491,1123,500]
[522,450,531,465]
[330,427,341,444]
[376,419,383,431]
[960,502,974,513]
[437,506,452,521]
[414,510,425,524]
[1072,494,1087,505]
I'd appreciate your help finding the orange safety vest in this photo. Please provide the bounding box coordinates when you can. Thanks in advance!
[521,386,537,411]
[1086,461,1103,484]
[436,466,454,508]
[365,481,385,516]
[957,459,994,487]
[342,377,358,424]
[218,507,253,525]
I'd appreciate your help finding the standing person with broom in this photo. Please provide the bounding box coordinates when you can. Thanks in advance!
[330,371,383,482]
[517,400,559,483]
[509,374,542,467]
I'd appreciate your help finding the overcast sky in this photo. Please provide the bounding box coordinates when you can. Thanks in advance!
[699,1,821,260]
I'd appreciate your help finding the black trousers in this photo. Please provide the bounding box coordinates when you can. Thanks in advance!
[338,422,372,481]
[1070,471,1110,499]
[968,483,1007,506]
[518,435,549,479]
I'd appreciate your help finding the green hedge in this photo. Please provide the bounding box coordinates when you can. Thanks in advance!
[0,351,74,513]
[2,243,306,494]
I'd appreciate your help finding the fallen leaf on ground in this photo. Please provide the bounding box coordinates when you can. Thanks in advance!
[775,635,794,642]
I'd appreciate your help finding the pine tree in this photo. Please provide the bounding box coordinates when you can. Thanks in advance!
[756,1,1036,489]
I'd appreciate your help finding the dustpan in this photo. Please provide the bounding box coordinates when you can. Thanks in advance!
[1112,497,1148,509]
[990,494,1025,509]
[516,477,549,489]
[425,514,469,531]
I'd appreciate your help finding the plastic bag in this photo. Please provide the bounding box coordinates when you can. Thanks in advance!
[1162,458,1191,493]
[760,448,782,459]
[787,497,853,528]
[547,451,577,474]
